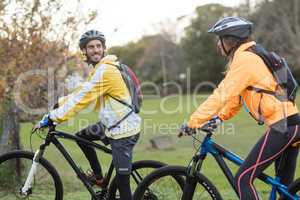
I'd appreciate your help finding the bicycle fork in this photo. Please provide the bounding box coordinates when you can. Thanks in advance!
[20,148,45,196]
[182,153,206,200]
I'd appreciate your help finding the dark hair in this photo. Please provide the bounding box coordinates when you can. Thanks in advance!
[222,36,251,57]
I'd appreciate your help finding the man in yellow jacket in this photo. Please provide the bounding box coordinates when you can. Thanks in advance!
[180,17,300,199]
[35,30,140,200]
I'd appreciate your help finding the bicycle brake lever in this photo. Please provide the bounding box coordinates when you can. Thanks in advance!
[199,124,214,133]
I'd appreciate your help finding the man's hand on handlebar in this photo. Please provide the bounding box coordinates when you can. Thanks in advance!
[32,114,53,132]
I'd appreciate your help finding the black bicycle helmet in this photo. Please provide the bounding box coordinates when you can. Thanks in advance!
[79,30,106,50]
[208,16,253,39]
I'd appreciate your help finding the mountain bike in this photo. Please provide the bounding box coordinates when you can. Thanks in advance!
[0,125,165,200]
[133,129,300,200]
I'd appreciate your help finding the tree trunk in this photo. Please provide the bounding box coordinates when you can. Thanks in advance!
[0,101,20,155]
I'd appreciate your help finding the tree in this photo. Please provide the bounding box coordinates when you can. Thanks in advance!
[181,4,236,90]
[0,0,96,154]
[109,34,184,95]
[251,0,300,80]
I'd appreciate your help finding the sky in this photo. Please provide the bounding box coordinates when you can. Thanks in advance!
[67,0,244,47]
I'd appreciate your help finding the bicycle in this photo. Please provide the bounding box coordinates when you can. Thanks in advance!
[133,128,300,200]
[0,125,165,200]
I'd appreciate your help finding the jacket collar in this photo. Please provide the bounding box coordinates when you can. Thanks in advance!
[100,55,118,64]
[93,55,119,69]
[235,41,256,55]
[228,41,256,68]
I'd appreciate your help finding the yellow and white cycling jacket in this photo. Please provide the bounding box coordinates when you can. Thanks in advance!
[49,55,141,139]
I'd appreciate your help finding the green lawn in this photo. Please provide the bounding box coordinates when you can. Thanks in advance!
[17,95,300,199]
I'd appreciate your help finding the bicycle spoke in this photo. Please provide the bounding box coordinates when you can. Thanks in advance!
[134,166,223,200]
[0,157,57,200]
[142,175,184,200]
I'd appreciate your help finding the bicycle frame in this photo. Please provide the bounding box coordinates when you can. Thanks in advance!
[187,132,299,200]
[31,128,115,198]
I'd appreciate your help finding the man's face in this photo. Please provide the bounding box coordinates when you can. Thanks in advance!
[83,39,105,63]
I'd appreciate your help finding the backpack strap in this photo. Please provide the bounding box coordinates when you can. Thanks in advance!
[247,86,288,102]
[240,95,264,125]
[106,95,135,131]
[246,86,276,95]
[107,110,134,131]
[107,94,133,110]
[257,93,265,125]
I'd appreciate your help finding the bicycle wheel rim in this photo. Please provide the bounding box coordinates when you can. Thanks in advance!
[0,151,62,200]
[134,166,186,200]
[134,166,222,200]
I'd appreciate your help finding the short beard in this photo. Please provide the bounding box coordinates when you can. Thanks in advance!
[85,54,103,67]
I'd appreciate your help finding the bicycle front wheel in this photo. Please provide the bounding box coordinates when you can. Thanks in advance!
[133,165,222,200]
[0,150,63,200]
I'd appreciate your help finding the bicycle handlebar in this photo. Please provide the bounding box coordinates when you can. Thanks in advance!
[31,123,56,134]
[178,126,213,138]
[49,124,56,132]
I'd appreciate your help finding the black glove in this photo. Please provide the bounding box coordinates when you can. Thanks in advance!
[178,123,196,137]
[201,116,222,132]
[53,102,59,109]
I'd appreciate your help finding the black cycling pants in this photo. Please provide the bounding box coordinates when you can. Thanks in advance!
[75,121,108,178]
[75,122,138,200]
[234,124,300,200]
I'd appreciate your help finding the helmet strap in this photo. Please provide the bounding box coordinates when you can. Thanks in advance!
[220,36,242,58]
[220,37,230,56]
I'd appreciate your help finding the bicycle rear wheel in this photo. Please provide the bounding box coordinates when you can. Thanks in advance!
[133,165,222,200]
[108,160,166,200]
[0,150,63,200]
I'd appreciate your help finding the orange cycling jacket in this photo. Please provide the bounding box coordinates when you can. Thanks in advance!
[188,41,299,128]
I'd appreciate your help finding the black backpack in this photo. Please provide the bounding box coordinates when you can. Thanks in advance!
[107,63,143,131]
[247,44,299,103]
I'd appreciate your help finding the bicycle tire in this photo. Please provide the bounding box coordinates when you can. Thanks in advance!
[108,160,166,200]
[0,150,63,200]
[133,165,222,200]
[282,177,300,199]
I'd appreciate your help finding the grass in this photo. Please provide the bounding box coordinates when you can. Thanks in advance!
[13,95,300,199]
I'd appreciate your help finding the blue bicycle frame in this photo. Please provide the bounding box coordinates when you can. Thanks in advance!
[187,132,300,200]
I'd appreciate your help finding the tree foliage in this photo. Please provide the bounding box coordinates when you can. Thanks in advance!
[181,4,236,89]
[251,0,300,80]
[109,34,184,84]
[0,0,96,153]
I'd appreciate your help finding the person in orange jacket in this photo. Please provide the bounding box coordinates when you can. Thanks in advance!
[180,16,300,200]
